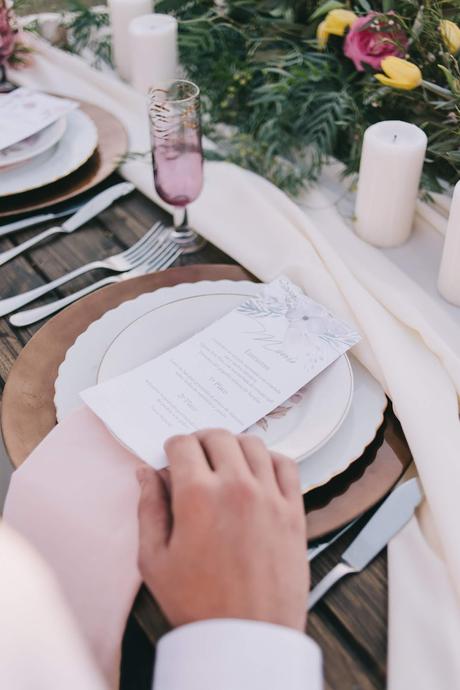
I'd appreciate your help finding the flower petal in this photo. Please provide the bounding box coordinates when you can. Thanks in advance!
[440,19,460,55]
[375,56,422,91]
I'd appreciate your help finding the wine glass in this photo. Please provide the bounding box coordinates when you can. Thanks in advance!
[148,80,206,253]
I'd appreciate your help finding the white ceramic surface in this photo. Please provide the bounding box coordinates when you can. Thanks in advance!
[0,110,98,196]
[0,117,66,170]
[55,281,386,491]
[96,285,353,460]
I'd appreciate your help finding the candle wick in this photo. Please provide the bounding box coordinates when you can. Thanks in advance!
[393,134,398,143]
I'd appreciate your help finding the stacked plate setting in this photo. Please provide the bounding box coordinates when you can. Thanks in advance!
[55,280,387,493]
[0,88,98,197]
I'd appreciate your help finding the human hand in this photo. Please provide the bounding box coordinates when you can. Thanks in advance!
[137,429,308,632]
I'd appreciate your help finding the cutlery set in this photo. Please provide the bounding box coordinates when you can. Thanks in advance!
[0,182,182,325]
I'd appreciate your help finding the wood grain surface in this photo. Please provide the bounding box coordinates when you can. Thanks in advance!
[0,177,413,689]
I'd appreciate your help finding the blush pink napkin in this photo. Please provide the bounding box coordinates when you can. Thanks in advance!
[3,406,143,689]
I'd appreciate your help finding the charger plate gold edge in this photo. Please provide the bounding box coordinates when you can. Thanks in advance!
[1,264,410,540]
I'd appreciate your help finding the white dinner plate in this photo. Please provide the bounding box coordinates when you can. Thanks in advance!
[0,110,98,196]
[56,280,352,463]
[0,117,66,170]
[55,280,386,491]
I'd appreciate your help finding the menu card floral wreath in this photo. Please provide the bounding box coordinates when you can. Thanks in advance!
[81,278,360,468]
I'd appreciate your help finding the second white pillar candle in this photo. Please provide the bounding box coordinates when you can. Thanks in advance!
[355,121,427,247]
[129,14,178,94]
[108,0,153,81]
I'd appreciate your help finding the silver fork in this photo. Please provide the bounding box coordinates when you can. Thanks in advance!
[10,241,182,327]
[0,222,166,317]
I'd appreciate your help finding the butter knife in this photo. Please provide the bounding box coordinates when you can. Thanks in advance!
[308,478,422,610]
[0,203,84,238]
[0,182,135,267]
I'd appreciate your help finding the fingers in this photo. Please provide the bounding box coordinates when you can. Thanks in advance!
[238,434,276,485]
[272,453,302,501]
[137,466,172,568]
[196,429,252,479]
[164,433,212,487]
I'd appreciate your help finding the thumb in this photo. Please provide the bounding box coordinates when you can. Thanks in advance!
[137,466,172,568]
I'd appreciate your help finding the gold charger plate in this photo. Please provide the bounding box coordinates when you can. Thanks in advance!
[0,101,128,218]
[1,264,410,540]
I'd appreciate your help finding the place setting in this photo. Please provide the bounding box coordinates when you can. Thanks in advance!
[1,2,459,690]
[0,87,128,217]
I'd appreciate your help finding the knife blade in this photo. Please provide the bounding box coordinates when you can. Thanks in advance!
[308,478,422,610]
[0,182,135,267]
[61,182,135,232]
[0,204,83,238]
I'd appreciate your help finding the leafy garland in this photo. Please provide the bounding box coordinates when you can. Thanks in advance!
[27,0,460,196]
[155,0,460,194]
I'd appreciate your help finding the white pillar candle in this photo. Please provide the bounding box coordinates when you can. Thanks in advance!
[108,0,153,81]
[355,121,427,247]
[128,14,178,94]
[438,180,460,306]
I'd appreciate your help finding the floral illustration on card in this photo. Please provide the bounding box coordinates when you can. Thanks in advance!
[237,277,360,365]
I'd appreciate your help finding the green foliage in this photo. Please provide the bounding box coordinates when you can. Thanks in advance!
[55,0,459,194]
[151,0,460,194]
[64,0,112,67]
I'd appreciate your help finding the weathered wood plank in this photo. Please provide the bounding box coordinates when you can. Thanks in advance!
[310,535,387,680]
[309,610,383,690]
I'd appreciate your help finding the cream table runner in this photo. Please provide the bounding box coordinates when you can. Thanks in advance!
[9,35,460,689]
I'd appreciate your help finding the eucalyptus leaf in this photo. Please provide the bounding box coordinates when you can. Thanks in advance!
[309,1,345,22]
[382,0,395,11]
[355,0,372,12]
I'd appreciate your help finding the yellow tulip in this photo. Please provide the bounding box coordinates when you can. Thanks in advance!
[317,9,358,49]
[440,19,460,55]
[375,56,422,91]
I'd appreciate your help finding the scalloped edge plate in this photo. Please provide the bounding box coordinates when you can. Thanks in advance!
[55,280,385,491]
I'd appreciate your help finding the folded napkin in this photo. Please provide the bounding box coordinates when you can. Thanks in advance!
[4,406,142,689]
[9,34,460,689]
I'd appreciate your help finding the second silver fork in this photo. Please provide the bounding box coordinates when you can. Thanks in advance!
[0,222,167,317]
[10,240,182,327]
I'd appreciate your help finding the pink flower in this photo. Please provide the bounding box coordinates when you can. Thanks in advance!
[0,2,16,66]
[344,13,408,72]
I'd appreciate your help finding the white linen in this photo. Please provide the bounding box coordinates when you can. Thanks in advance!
[10,35,460,689]
[0,522,322,690]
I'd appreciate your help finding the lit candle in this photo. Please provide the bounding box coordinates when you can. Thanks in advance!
[108,0,153,81]
[128,14,178,94]
[355,121,427,247]
[438,180,460,306]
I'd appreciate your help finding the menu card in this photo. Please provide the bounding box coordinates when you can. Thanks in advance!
[0,88,78,151]
[81,278,360,468]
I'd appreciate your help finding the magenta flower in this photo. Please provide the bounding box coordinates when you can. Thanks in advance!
[344,13,408,72]
[0,1,16,67]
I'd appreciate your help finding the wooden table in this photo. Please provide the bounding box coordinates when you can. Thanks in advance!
[0,175,391,690]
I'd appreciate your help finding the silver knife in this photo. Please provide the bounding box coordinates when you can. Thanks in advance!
[0,182,135,267]
[308,478,422,610]
[307,517,359,562]
[0,203,84,238]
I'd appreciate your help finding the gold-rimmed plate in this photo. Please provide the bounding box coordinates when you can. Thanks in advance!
[0,101,128,217]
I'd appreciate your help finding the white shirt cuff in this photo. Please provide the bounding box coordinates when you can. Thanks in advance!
[153,619,323,690]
